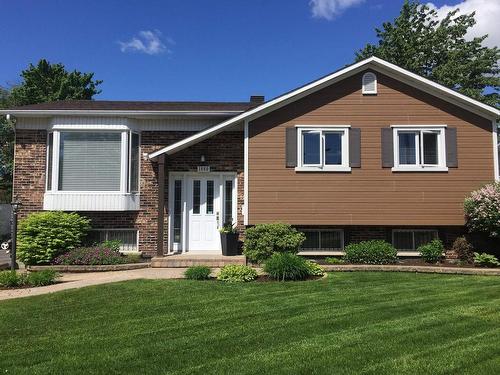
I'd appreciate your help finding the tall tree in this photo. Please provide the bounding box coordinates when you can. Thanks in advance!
[356,0,499,107]
[0,60,102,196]
[9,59,102,106]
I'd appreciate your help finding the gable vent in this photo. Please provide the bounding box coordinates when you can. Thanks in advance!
[362,72,377,95]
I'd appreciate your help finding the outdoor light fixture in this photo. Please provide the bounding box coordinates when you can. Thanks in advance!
[200,155,205,162]
[10,199,21,271]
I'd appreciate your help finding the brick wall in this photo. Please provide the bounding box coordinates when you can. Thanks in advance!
[13,129,244,257]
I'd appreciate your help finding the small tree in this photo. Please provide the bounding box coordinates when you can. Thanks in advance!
[17,211,91,265]
[464,182,500,238]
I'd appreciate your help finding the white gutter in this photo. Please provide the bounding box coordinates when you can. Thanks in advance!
[0,110,245,117]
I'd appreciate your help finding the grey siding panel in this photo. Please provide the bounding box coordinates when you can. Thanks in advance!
[349,128,361,167]
[446,127,458,167]
[381,128,394,168]
[285,127,297,167]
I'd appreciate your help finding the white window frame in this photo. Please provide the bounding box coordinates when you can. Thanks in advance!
[362,72,377,95]
[46,129,140,194]
[391,125,448,172]
[392,229,439,251]
[295,125,351,172]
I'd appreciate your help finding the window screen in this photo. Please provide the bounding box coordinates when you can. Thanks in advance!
[300,230,343,251]
[393,230,438,251]
[58,132,122,191]
[87,229,138,252]
[129,132,140,192]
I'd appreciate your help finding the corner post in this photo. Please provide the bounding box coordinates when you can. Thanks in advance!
[157,154,165,256]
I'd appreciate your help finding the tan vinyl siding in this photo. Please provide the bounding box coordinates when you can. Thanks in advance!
[248,71,494,226]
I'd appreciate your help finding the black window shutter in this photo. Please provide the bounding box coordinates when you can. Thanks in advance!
[381,128,394,168]
[285,127,297,168]
[349,128,361,167]
[446,127,458,168]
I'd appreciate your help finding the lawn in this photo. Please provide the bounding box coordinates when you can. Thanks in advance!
[0,272,499,374]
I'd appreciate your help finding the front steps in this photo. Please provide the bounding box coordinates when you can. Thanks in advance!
[151,254,246,268]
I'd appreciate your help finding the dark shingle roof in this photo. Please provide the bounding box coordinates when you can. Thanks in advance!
[9,100,256,112]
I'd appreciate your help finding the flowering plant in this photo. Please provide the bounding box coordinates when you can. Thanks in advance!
[464,182,500,238]
[53,246,126,265]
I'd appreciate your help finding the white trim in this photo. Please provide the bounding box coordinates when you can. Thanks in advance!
[120,132,128,193]
[296,126,351,172]
[493,120,499,182]
[362,72,377,95]
[2,110,244,117]
[244,120,249,225]
[149,56,499,159]
[392,126,448,172]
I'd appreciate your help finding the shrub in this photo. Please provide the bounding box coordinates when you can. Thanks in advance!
[243,223,306,263]
[304,260,325,276]
[325,257,345,265]
[53,247,126,265]
[100,240,122,252]
[418,239,444,263]
[25,270,58,287]
[18,211,91,265]
[264,253,311,281]
[0,271,25,288]
[464,182,500,238]
[452,236,474,263]
[0,270,58,288]
[124,253,142,263]
[185,266,211,280]
[217,265,257,282]
[474,252,500,267]
[344,240,397,264]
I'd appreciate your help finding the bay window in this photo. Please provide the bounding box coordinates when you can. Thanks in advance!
[46,130,140,193]
[297,126,350,171]
[393,126,447,171]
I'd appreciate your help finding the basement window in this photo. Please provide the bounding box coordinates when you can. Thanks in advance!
[87,229,139,252]
[392,229,438,251]
[300,229,344,251]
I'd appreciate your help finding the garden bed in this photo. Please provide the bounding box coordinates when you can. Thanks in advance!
[27,263,150,273]
[322,264,500,275]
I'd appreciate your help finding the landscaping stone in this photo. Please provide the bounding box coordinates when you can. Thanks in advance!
[27,263,150,273]
[323,264,500,275]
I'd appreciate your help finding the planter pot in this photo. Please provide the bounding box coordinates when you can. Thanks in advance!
[220,233,239,256]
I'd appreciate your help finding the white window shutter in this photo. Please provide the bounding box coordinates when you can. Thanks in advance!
[362,72,377,94]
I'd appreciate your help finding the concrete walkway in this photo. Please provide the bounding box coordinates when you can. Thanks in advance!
[0,268,187,301]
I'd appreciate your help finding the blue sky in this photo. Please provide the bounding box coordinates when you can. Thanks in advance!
[0,0,497,102]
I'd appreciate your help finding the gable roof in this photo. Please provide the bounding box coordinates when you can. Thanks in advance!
[1,100,255,116]
[149,56,499,159]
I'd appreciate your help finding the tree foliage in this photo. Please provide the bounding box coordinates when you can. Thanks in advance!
[356,0,499,107]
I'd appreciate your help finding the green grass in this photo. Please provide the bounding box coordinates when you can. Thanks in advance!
[0,272,499,374]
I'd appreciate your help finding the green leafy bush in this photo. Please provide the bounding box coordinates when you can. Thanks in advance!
[464,182,500,238]
[124,253,142,263]
[243,223,306,263]
[451,236,474,263]
[304,260,325,276]
[473,252,500,267]
[18,211,91,265]
[217,265,257,282]
[100,240,122,252]
[264,253,311,281]
[25,270,59,287]
[325,257,345,265]
[418,240,444,263]
[53,247,126,265]
[185,266,211,280]
[344,240,397,264]
[0,270,58,288]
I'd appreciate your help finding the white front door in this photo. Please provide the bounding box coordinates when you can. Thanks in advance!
[187,176,221,251]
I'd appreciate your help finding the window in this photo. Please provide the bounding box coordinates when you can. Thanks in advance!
[173,180,182,243]
[297,127,350,171]
[87,229,138,252]
[206,180,214,214]
[192,180,200,214]
[300,229,344,251]
[46,132,53,190]
[224,180,233,225]
[46,130,140,193]
[129,132,140,193]
[392,230,438,251]
[362,72,377,94]
[393,127,447,171]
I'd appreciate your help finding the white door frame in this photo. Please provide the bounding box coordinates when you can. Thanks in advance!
[167,171,237,254]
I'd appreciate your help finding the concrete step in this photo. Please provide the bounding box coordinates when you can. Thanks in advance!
[151,255,246,268]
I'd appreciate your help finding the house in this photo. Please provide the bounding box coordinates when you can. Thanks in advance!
[2,57,499,258]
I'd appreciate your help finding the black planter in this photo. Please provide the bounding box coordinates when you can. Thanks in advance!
[220,233,239,256]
